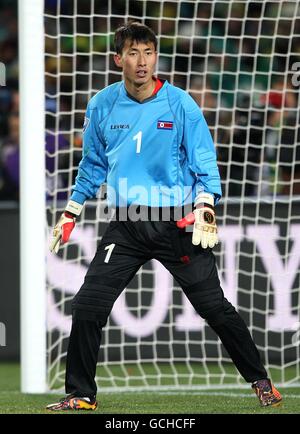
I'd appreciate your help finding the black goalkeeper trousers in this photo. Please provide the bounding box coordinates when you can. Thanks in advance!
[66,213,267,398]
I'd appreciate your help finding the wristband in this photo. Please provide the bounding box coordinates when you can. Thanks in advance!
[194,192,214,208]
[65,200,83,216]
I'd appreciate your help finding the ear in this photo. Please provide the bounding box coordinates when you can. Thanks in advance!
[114,54,122,68]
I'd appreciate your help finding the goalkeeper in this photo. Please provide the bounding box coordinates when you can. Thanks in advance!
[47,22,282,411]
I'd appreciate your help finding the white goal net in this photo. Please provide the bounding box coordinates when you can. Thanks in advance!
[44,0,300,391]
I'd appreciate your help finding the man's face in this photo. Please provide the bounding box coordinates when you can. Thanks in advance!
[114,40,157,86]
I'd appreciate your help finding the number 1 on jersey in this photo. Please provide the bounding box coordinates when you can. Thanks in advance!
[133,131,142,154]
[104,243,115,263]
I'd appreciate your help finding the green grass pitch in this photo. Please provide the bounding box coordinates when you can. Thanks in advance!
[0,363,299,414]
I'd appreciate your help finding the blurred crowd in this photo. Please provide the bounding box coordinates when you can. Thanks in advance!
[1,0,300,202]
[0,1,18,200]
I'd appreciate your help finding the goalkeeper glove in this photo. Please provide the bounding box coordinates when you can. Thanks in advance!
[177,192,218,249]
[49,200,83,254]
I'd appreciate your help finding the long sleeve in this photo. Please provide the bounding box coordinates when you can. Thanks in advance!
[181,93,222,204]
[70,103,108,204]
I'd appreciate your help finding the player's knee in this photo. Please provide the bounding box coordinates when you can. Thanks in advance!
[204,302,236,326]
[72,278,120,326]
[195,301,236,327]
[184,281,236,327]
[72,304,110,327]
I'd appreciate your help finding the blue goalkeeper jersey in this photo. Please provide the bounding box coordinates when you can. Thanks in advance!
[70,80,222,207]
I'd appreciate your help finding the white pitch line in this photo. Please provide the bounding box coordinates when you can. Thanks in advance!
[152,391,300,398]
[0,391,299,399]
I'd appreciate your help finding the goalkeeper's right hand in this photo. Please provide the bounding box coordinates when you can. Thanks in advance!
[50,200,83,254]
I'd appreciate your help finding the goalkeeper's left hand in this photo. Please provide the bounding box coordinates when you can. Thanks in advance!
[177,192,218,249]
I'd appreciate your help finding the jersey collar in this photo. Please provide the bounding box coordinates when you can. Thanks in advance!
[122,79,167,104]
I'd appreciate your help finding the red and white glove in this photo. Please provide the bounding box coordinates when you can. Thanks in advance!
[177,192,218,248]
[50,200,83,254]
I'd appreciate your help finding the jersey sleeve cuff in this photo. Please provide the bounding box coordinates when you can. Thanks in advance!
[70,190,88,206]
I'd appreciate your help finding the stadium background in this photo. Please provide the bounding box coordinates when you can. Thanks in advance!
[0,0,299,384]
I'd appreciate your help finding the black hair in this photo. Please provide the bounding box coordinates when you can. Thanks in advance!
[114,21,157,54]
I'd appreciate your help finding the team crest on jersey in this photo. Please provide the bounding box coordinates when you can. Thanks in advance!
[83,116,90,132]
[157,120,173,130]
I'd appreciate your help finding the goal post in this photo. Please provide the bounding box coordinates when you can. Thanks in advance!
[20,0,300,393]
[19,0,47,393]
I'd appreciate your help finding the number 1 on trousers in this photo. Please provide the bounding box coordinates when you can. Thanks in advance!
[104,243,115,263]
